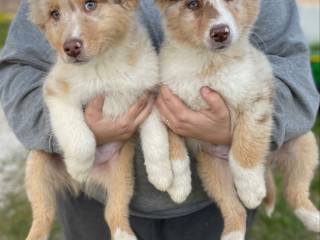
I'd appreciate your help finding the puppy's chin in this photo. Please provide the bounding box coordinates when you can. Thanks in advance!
[206,40,232,52]
[62,55,91,65]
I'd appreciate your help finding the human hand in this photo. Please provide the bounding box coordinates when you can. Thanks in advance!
[84,91,154,145]
[156,85,232,144]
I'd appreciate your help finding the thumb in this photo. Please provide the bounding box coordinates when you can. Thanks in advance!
[85,95,105,121]
[200,86,225,113]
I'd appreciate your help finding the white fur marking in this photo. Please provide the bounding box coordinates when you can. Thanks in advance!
[222,231,245,240]
[114,228,137,240]
[140,107,173,191]
[167,158,192,203]
[229,152,266,209]
[294,209,320,232]
[71,13,81,39]
[205,0,239,46]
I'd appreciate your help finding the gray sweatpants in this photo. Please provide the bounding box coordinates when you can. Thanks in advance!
[57,191,256,240]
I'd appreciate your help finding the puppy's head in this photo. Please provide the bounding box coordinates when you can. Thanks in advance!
[156,0,260,51]
[28,0,139,64]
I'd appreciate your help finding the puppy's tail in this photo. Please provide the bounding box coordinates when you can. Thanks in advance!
[263,167,276,217]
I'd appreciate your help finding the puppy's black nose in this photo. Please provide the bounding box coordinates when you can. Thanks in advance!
[210,25,230,43]
[63,39,83,57]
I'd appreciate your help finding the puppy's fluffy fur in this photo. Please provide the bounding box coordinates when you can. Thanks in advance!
[25,0,159,239]
[155,0,320,238]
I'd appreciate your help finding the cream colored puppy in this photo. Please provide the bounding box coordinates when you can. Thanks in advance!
[25,0,160,239]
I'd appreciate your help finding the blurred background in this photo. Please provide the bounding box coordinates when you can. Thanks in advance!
[0,0,319,239]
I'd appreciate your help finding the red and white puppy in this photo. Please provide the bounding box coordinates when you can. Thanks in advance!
[155,0,320,238]
[25,0,159,239]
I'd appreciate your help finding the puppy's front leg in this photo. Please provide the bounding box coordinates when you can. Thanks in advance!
[140,106,173,191]
[229,111,272,209]
[46,96,96,182]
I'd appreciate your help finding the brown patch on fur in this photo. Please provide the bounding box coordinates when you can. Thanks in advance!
[196,151,247,235]
[168,129,187,161]
[57,79,70,94]
[269,132,319,212]
[232,112,271,168]
[25,150,79,239]
[44,85,56,97]
[257,113,270,125]
[128,50,138,67]
[263,168,276,213]
[101,140,135,237]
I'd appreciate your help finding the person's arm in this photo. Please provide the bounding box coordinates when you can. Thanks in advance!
[0,1,58,152]
[156,0,320,150]
[253,0,319,150]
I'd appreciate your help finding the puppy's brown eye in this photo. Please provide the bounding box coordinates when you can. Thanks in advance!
[186,0,199,9]
[51,10,60,20]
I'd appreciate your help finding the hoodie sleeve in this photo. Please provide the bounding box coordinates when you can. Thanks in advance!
[252,0,320,150]
[0,0,61,153]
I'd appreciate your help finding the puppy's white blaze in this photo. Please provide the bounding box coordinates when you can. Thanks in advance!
[71,13,81,39]
[221,231,245,240]
[140,107,173,191]
[167,158,192,203]
[205,0,238,45]
[114,228,137,240]
[229,152,266,209]
[294,209,320,232]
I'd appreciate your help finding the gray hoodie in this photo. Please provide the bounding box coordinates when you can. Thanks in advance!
[0,0,319,218]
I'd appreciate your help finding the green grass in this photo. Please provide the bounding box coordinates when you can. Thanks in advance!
[0,193,63,239]
[0,12,14,48]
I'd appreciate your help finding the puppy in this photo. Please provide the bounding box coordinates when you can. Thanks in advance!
[25,0,159,239]
[155,0,320,238]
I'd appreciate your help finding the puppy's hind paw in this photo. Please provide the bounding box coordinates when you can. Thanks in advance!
[167,159,191,203]
[66,163,91,183]
[295,209,320,232]
[237,183,266,209]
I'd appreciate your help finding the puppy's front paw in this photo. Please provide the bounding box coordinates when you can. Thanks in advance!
[230,154,266,209]
[236,180,266,209]
[65,153,95,183]
[147,166,173,191]
[167,159,191,204]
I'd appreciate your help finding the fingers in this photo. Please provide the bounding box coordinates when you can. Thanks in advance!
[84,95,105,125]
[200,87,227,116]
[126,91,152,121]
[118,92,154,137]
[157,85,192,127]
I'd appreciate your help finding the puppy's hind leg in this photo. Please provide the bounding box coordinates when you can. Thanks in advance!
[272,132,320,232]
[196,151,247,240]
[101,140,136,240]
[25,150,72,240]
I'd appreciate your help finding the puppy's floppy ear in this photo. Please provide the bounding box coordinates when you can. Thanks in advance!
[27,0,46,30]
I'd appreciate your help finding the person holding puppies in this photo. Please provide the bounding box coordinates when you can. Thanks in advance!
[0,0,319,239]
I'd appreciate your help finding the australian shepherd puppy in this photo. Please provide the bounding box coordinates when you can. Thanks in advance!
[154,0,320,238]
[25,0,159,239]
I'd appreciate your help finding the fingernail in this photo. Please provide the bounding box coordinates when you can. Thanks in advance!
[201,86,211,94]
